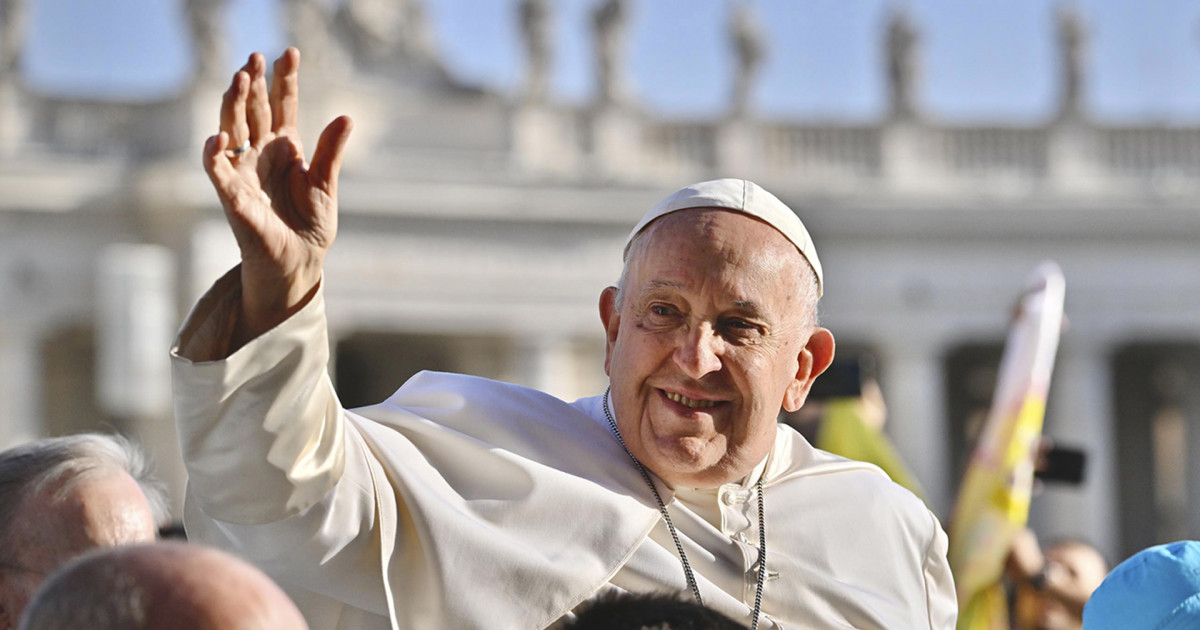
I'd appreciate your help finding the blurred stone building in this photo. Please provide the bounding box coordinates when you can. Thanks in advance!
[1,1,1198,565]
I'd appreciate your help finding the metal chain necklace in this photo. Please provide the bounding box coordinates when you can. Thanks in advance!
[603,388,768,630]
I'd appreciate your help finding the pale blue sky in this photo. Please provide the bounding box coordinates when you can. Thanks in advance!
[19,0,1200,123]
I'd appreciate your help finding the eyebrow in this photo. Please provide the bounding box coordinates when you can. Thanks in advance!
[642,279,685,293]
[731,299,763,314]
[640,280,765,315]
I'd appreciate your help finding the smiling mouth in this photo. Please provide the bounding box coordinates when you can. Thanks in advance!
[662,390,720,409]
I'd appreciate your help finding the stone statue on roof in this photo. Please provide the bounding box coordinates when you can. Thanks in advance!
[1057,3,1086,120]
[520,0,551,103]
[0,0,28,82]
[282,0,345,75]
[334,0,438,71]
[730,1,765,117]
[885,8,919,121]
[185,0,228,86]
[592,0,628,107]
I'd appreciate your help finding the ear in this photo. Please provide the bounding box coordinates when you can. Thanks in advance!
[598,286,621,376]
[783,327,835,412]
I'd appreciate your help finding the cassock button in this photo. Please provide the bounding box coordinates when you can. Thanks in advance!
[721,487,751,506]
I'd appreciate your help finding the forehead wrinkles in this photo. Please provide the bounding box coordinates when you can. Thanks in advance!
[632,210,805,303]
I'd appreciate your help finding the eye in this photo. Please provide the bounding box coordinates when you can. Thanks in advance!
[722,318,763,339]
[649,304,677,317]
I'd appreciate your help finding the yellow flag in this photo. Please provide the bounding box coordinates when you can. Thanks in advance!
[949,262,1065,630]
[817,397,928,504]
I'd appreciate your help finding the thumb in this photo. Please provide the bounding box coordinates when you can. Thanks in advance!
[309,116,354,195]
[203,132,244,212]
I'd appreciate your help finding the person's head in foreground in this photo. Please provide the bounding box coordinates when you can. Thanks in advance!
[600,178,835,489]
[1082,540,1200,630]
[566,591,748,630]
[0,434,167,630]
[18,542,308,630]
[1014,539,1109,630]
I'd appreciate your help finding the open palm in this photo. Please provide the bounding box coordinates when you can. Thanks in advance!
[202,49,352,343]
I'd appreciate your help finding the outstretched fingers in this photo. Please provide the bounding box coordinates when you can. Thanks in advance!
[309,116,354,195]
[270,48,301,135]
[220,71,251,153]
[245,53,271,147]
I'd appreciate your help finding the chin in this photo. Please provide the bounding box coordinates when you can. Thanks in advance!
[655,434,718,464]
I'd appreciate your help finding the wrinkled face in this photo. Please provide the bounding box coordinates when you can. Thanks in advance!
[0,471,156,630]
[600,209,833,488]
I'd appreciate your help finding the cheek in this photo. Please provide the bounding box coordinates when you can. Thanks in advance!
[736,351,791,398]
[618,330,671,372]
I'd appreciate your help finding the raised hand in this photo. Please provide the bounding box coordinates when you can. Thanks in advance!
[202,48,353,347]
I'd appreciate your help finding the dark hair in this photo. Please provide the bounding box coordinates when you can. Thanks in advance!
[565,592,749,630]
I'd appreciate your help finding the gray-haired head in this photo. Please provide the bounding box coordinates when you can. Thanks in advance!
[0,433,169,545]
[0,434,168,630]
[18,542,309,630]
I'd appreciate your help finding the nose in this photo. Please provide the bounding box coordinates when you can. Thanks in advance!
[673,324,723,379]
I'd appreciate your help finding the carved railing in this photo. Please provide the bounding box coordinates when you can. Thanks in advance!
[918,126,1050,179]
[761,124,883,178]
[641,122,718,171]
[1096,127,1200,178]
[24,96,190,159]
[17,85,1200,195]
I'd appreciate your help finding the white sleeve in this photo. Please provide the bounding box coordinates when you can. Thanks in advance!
[170,267,395,619]
[922,511,959,630]
[171,265,347,525]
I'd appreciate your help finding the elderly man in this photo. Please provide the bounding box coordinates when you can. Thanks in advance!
[18,542,308,630]
[173,48,956,629]
[0,434,167,630]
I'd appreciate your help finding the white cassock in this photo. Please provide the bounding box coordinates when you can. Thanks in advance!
[171,268,958,630]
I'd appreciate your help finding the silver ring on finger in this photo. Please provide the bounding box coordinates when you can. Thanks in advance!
[230,139,251,157]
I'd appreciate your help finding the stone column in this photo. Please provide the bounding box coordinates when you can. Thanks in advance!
[513,105,579,174]
[0,324,41,448]
[717,118,760,174]
[879,339,952,514]
[883,120,933,192]
[95,244,187,517]
[506,336,581,402]
[591,107,640,177]
[1028,340,1119,560]
[1049,118,1099,195]
[0,80,21,157]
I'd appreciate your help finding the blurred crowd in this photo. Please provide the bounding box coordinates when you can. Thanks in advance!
[1,430,1197,629]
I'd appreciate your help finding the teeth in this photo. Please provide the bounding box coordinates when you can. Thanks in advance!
[664,391,717,408]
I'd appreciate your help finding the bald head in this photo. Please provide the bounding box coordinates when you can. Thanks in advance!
[19,543,308,630]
